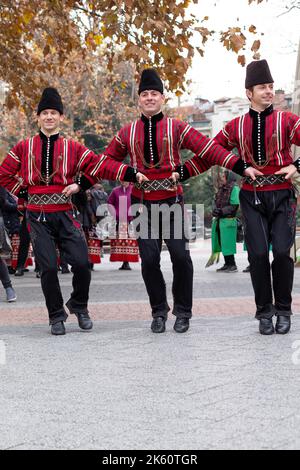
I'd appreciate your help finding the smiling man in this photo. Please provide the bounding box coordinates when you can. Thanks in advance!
[102,68,258,334]
[0,87,144,336]
[214,59,300,336]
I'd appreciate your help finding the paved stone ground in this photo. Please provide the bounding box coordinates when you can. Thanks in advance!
[1,240,300,450]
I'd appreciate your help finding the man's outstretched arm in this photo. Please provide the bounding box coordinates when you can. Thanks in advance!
[174,121,260,182]
[0,142,24,194]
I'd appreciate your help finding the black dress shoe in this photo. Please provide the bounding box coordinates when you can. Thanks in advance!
[275,315,291,335]
[75,312,93,330]
[14,268,24,277]
[61,267,71,274]
[51,321,66,336]
[216,264,229,272]
[259,317,274,335]
[151,316,166,333]
[119,262,132,271]
[66,300,93,330]
[174,317,190,333]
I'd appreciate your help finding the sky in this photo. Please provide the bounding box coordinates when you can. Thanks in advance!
[170,0,300,104]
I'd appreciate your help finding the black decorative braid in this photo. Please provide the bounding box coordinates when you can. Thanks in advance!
[135,178,177,192]
[243,174,287,186]
[28,193,71,205]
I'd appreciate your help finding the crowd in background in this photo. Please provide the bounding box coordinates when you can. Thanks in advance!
[0,182,142,302]
[1,170,248,304]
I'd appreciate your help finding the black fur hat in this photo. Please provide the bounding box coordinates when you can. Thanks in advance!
[37,87,64,114]
[245,60,274,89]
[138,69,164,95]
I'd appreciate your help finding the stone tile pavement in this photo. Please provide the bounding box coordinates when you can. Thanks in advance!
[1,240,300,449]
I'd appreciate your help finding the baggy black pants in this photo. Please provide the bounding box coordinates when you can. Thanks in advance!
[27,210,91,324]
[131,195,193,319]
[239,188,296,319]
[16,214,31,270]
[0,258,12,289]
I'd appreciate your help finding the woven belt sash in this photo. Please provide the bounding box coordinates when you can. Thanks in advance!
[135,178,177,192]
[28,193,71,206]
[243,174,287,186]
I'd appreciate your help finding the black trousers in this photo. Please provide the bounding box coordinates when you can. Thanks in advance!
[224,255,236,266]
[16,214,31,270]
[0,258,12,289]
[27,210,91,324]
[239,188,296,319]
[131,195,193,319]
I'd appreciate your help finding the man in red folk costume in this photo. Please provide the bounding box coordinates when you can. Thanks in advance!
[214,60,300,336]
[0,87,145,336]
[102,68,258,334]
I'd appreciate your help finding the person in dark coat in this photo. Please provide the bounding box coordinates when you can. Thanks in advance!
[0,186,17,302]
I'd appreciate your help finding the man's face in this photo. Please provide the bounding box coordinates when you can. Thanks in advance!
[246,83,275,109]
[38,109,64,134]
[138,90,165,116]
[121,181,130,189]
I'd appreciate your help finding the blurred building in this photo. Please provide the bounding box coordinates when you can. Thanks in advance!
[184,90,293,139]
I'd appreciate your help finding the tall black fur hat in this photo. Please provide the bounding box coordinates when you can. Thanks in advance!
[37,87,64,114]
[245,60,274,89]
[138,69,164,95]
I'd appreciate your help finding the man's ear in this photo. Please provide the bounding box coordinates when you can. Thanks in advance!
[245,89,252,101]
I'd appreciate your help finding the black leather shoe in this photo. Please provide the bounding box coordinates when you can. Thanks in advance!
[51,321,66,336]
[61,267,71,274]
[151,316,166,333]
[66,300,93,330]
[216,264,229,272]
[259,317,274,335]
[75,312,93,330]
[275,315,291,335]
[174,317,190,333]
[14,268,24,277]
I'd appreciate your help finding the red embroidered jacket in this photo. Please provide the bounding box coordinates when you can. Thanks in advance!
[0,134,131,199]
[103,112,244,201]
[214,106,300,191]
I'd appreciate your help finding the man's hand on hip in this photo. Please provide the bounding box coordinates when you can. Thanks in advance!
[62,183,80,197]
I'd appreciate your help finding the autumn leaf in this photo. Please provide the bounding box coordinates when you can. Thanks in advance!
[238,54,246,66]
[249,25,257,33]
[251,39,261,52]
[0,0,268,102]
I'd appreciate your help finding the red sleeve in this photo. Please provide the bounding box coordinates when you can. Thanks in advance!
[104,127,129,162]
[0,141,24,194]
[177,120,242,177]
[287,112,300,146]
[76,140,130,182]
[213,122,236,151]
